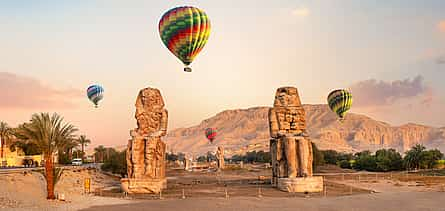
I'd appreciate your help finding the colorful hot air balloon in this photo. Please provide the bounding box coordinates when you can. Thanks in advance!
[205,128,217,143]
[327,89,353,120]
[87,85,104,108]
[159,6,211,72]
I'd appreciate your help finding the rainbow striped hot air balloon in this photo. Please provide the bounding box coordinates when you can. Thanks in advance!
[87,85,104,108]
[159,6,211,72]
[327,89,353,120]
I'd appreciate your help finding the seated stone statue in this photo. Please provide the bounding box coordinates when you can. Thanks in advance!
[269,87,313,180]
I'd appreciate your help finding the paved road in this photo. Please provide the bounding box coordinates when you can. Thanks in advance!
[82,191,445,211]
[0,164,101,174]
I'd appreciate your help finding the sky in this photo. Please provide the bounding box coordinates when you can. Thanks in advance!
[0,0,444,149]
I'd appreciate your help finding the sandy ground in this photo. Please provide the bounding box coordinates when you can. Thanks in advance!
[1,165,445,210]
[82,192,445,211]
[0,169,132,211]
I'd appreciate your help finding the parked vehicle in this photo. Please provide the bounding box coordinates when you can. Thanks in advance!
[71,158,82,166]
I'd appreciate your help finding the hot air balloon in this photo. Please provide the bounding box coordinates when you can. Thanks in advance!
[205,128,217,143]
[87,85,104,108]
[327,89,353,120]
[159,6,211,72]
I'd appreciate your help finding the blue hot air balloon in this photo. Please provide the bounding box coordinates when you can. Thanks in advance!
[87,85,104,108]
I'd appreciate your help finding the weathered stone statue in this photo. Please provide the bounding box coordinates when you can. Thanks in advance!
[269,87,323,192]
[216,146,225,170]
[121,87,168,194]
[184,157,192,171]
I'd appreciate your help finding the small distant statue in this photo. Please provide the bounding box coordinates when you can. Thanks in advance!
[184,155,192,171]
[269,87,313,185]
[122,87,168,194]
[216,146,225,170]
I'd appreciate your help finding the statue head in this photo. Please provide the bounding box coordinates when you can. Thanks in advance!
[273,87,301,107]
[137,87,165,109]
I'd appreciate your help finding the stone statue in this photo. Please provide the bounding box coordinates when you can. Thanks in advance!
[184,157,192,171]
[121,87,168,194]
[216,146,225,170]
[269,87,322,192]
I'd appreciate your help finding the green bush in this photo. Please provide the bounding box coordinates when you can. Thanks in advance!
[101,149,127,177]
[338,160,351,169]
[229,150,271,164]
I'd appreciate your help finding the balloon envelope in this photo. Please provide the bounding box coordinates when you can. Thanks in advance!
[87,85,104,107]
[327,89,352,119]
[205,128,217,143]
[159,6,211,71]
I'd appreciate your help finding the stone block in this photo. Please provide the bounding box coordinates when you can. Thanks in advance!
[120,178,167,194]
[277,176,323,193]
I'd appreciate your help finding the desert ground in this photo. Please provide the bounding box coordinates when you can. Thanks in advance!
[1,164,445,211]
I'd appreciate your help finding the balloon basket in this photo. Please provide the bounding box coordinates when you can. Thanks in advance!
[184,67,192,72]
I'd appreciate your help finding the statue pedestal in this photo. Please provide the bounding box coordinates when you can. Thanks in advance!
[277,176,323,193]
[120,178,167,194]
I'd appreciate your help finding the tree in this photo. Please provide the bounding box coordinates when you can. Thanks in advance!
[404,144,426,170]
[419,149,443,169]
[0,122,14,164]
[322,150,340,165]
[9,141,42,155]
[14,113,77,199]
[338,160,351,169]
[94,145,106,163]
[255,151,271,163]
[166,152,179,161]
[58,138,80,164]
[354,150,377,171]
[312,143,325,168]
[101,149,127,177]
[206,151,216,162]
[77,135,91,161]
[197,155,207,162]
[375,149,403,171]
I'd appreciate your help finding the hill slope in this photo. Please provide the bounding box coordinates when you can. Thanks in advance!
[165,105,445,156]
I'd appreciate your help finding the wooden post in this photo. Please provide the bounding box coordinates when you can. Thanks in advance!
[349,186,353,195]
[324,185,327,197]
[225,188,229,199]
[182,189,185,199]
[258,186,263,198]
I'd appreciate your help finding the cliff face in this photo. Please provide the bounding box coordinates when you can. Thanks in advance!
[164,105,445,156]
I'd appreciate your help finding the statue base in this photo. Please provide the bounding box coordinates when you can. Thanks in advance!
[120,178,167,194]
[277,176,323,193]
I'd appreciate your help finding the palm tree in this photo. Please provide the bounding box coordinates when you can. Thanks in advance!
[78,135,91,161]
[14,113,77,199]
[404,144,426,170]
[94,145,106,163]
[0,122,13,165]
[58,138,80,163]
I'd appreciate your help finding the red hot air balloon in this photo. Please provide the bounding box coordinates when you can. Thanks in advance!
[205,128,217,143]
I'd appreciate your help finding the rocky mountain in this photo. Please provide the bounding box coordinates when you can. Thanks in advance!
[164,105,445,156]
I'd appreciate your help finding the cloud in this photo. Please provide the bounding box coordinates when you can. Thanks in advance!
[0,72,83,109]
[438,20,445,33]
[349,75,431,107]
[292,7,310,17]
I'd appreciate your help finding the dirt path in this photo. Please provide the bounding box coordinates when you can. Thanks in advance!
[82,192,445,211]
